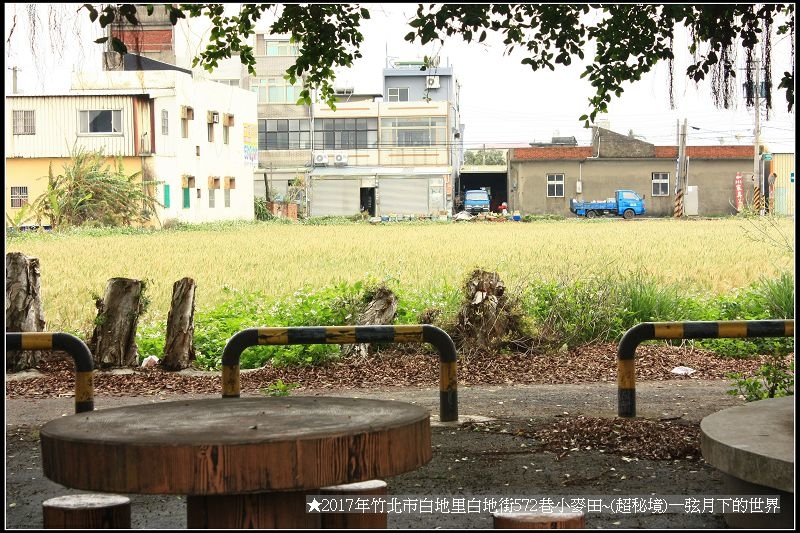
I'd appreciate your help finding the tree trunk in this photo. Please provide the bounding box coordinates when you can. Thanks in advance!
[5,252,47,371]
[455,269,510,355]
[341,286,397,357]
[161,277,196,371]
[89,278,144,369]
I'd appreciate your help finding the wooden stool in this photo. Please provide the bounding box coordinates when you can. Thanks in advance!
[43,494,131,529]
[319,479,388,529]
[492,509,586,529]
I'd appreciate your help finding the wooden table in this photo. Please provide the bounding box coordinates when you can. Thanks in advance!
[40,396,432,528]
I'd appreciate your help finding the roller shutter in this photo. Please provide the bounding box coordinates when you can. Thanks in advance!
[379,178,429,215]
[310,178,360,216]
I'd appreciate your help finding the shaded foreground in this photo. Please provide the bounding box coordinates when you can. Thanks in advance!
[5,345,794,529]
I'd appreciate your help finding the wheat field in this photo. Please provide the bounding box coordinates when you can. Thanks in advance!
[5,217,795,332]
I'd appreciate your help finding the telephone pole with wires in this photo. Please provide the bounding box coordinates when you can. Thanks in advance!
[674,119,687,218]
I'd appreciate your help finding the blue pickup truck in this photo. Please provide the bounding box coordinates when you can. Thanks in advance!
[569,189,646,219]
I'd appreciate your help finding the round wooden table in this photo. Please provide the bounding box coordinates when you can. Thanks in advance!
[40,396,432,528]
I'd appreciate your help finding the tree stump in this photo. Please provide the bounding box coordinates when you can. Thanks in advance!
[5,252,47,371]
[320,479,389,529]
[455,269,516,355]
[42,494,131,529]
[89,278,144,368]
[492,510,586,529]
[161,277,196,370]
[341,286,397,357]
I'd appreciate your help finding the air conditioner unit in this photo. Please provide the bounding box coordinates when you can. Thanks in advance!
[334,153,348,165]
[426,76,440,89]
[209,111,220,124]
[313,152,329,166]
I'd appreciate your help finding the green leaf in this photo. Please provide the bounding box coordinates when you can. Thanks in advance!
[94,37,109,44]
[110,37,128,55]
[360,8,370,19]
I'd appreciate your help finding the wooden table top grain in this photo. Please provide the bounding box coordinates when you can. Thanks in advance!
[41,396,432,495]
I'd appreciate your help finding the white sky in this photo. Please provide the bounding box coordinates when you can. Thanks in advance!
[5,3,796,151]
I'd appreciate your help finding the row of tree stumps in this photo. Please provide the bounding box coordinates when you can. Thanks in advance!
[5,252,196,372]
[7,250,523,372]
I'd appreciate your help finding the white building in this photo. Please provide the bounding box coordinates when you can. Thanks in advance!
[6,70,257,226]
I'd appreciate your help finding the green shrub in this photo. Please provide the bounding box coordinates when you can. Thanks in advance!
[133,270,794,369]
[727,356,794,401]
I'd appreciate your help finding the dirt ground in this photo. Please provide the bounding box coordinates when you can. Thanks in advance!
[6,379,752,529]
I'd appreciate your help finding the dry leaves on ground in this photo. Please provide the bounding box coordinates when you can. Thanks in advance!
[5,342,789,399]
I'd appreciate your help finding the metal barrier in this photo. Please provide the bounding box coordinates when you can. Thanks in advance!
[221,325,459,422]
[617,319,794,417]
[6,332,95,413]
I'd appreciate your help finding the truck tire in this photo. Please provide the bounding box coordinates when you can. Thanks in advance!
[586,210,597,219]
[623,209,634,220]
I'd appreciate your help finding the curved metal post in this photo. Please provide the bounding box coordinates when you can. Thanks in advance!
[617,319,794,418]
[6,332,95,413]
[222,324,459,421]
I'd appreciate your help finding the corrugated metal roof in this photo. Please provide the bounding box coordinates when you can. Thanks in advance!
[310,165,452,177]
[7,89,177,98]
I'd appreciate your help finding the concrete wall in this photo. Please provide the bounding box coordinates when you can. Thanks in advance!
[510,157,753,217]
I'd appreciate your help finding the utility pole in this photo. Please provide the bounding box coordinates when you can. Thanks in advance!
[752,57,763,215]
[674,119,687,218]
[8,66,19,94]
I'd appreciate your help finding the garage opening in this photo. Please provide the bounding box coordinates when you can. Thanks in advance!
[457,172,508,213]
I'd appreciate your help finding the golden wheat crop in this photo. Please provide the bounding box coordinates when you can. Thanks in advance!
[5,218,794,332]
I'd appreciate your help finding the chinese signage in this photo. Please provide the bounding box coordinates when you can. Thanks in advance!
[734,172,744,211]
[243,123,258,166]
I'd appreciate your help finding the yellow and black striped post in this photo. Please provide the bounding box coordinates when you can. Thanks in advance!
[6,332,95,413]
[617,320,793,418]
[222,325,459,422]
[673,188,684,218]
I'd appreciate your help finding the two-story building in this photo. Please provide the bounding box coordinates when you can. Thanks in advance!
[5,69,257,227]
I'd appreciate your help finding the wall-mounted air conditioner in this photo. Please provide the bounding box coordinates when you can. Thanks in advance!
[313,152,329,166]
[426,76,440,89]
[334,153,348,165]
[211,111,220,123]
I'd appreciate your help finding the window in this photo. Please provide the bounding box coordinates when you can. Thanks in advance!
[256,36,299,57]
[163,184,171,208]
[215,79,240,87]
[380,116,445,147]
[209,189,215,208]
[13,110,35,135]
[197,188,202,199]
[224,176,235,208]
[260,119,311,150]
[313,118,378,150]
[223,125,229,145]
[181,106,193,138]
[652,172,670,196]
[79,110,122,134]
[161,110,168,135]
[207,123,215,143]
[546,174,565,197]
[621,191,641,201]
[387,88,409,102]
[250,77,303,104]
[10,186,29,208]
